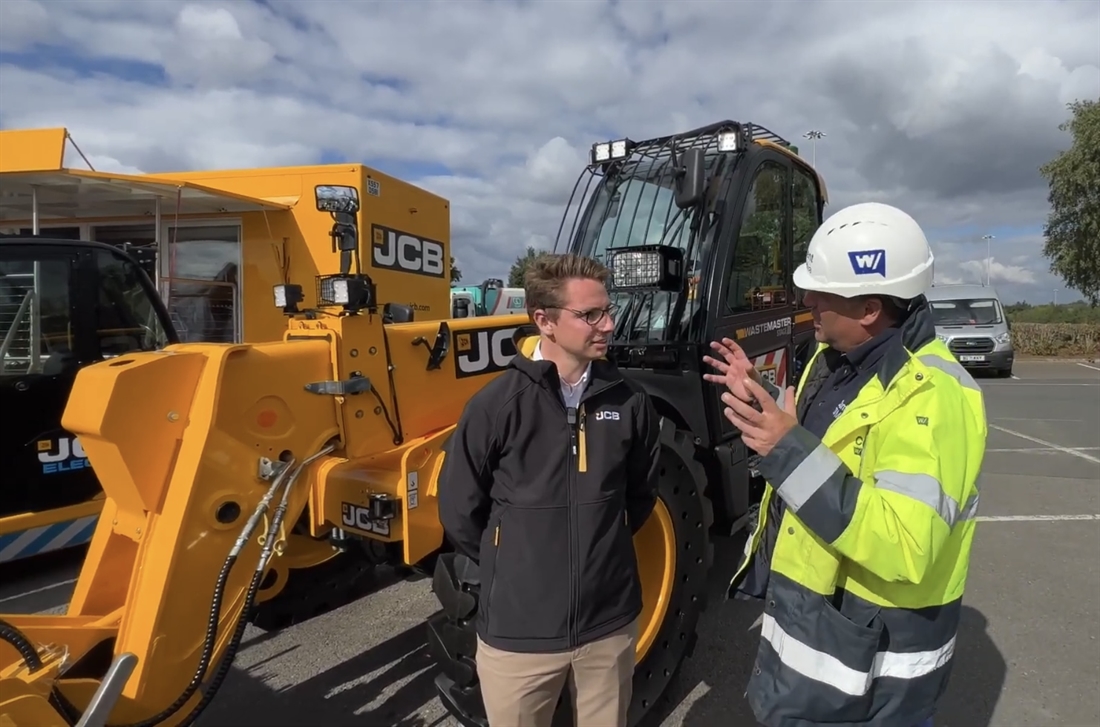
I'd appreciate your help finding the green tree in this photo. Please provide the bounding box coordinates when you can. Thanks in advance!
[450,255,462,284]
[508,245,548,287]
[1040,98,1100,306]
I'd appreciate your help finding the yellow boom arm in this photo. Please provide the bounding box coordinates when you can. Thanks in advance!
[0,309,522,726]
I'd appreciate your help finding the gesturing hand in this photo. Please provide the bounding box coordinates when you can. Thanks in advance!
[703,338,761,404]
[721,377,799,458]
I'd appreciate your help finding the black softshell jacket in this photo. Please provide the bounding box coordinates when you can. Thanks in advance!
[438,329,661,654]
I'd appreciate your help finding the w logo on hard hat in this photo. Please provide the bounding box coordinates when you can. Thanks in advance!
[848,249,887,277]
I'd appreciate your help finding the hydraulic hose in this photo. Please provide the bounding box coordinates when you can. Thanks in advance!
[36,440,337,727]
[0,617,44,672]
[1,617,81,725]
[119,454,303,727]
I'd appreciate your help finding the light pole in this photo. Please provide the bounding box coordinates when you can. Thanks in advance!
[981,234,994,286]
[803,130,825,167]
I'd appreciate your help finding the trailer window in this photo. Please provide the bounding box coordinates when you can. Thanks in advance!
[727,161,789,312]
[164,225,240,343]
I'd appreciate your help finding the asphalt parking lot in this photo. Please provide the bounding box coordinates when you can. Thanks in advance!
[1,360,1097,726]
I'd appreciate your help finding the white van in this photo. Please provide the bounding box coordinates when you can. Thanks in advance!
[925,283,1014,377]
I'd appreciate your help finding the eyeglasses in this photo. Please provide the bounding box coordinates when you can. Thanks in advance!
[545,303,620,326]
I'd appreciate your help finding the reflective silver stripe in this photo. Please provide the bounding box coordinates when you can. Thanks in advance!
[775,441,845,512]
[960,491,980,520]
[759,612,956,696]
[875,470,979,528]
[918,354,981,393]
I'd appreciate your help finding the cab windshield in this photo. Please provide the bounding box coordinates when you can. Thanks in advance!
[930,298,1004,325]
[572,156,719,342]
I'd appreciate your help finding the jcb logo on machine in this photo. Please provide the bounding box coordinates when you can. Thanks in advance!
[371,224,445,278]
[340,502,390,536]
[37,436,89,475]
[756,365,778,385]
[454,325,518,378]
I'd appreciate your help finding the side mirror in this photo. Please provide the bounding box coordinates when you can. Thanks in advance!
[384,302,415,324]
[674,148,705,209]
[315,185,360,215]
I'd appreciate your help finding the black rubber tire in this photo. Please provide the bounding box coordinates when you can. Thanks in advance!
[426,420,713,727]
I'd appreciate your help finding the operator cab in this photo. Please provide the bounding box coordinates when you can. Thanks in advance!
[556,120,827,526]
[0,237,177,519]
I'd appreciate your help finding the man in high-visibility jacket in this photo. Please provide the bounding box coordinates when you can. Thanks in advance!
[704,201,987,727]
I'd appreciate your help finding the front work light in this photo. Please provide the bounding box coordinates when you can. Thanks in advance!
[317,274,375,311]
[605,245,685,293]
[274,283,304,314]
[591,138,635,165]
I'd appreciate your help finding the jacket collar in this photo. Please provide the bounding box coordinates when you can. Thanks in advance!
[509,324,623,397]
[877,294,937,388]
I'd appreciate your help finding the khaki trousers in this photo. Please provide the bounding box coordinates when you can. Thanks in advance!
[475,619,638,727]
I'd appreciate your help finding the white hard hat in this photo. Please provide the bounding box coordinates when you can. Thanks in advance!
[792,202,935,300]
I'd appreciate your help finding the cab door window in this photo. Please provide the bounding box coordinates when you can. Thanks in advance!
[791,165,821,279]
[0,256,78,376]
[94,248,172,357]
[726,160,790,312]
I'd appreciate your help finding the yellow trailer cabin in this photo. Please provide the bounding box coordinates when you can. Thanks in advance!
[0,126,454,564]
[0,126,454,345]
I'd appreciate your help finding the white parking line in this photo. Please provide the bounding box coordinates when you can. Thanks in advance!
[0,578,76,605]
[981,382,1099,386]
[993,418,1085,422]
[1078,362,1100,372]
[989,424,1100,464]
[978,514,1100,522]
[986,446,1100,453]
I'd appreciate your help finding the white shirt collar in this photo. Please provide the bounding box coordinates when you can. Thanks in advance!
[533,340,592,390]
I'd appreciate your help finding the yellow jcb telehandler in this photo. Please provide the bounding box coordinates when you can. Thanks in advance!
[0,119,826,727]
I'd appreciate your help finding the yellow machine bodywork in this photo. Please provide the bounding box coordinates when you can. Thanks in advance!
[0,306,529,724]
[0,126,453,561]
[0,126,454,341]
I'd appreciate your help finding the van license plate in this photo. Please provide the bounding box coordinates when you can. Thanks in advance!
[959,355,986,362]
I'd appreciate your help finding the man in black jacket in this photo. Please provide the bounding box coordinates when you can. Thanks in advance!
[438,252,661,727]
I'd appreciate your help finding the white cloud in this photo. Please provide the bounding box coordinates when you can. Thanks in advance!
[960,258,1037,285]
[0,0,1097,302]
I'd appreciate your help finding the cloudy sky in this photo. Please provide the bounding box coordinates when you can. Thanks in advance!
[1,0,1098,305]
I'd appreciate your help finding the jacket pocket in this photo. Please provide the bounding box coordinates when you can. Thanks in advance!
[573,498,640,634]
[816,592,884,677]
[485,505,572,641]
[479,510,504,618]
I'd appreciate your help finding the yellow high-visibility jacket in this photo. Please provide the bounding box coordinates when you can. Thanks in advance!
[732,306,987,727]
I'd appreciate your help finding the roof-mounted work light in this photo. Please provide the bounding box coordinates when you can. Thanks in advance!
[591,138,635,165]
